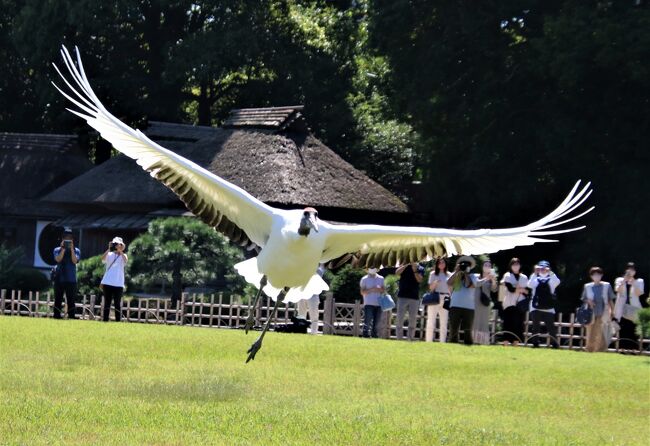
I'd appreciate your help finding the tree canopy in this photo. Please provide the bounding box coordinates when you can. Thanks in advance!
[1,0,647,303]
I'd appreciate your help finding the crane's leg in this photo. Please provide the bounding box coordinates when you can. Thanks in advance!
[245,275,267,334]
[246,287,288,363]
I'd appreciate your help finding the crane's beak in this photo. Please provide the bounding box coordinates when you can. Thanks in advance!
[308,214,319,233]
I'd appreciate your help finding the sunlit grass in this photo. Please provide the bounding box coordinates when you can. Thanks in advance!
[0,317,648,445]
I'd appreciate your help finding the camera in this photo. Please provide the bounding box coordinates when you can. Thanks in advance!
[458,261,471,272]
[109,242,118,252]
[63,240,72,248]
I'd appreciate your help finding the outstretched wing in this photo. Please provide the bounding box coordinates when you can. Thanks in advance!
[320,181,593,267]
[53,46,276,249]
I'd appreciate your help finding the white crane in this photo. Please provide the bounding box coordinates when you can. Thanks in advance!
[53,46,594,362]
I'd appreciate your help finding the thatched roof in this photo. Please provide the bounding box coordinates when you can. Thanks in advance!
[223,106,309,132]
[42,111,408,215]
[0,132,93,218]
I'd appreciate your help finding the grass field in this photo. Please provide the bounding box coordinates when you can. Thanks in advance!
[0,317,648,445]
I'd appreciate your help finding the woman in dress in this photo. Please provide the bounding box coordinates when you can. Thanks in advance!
[499,258,529,345]
[473,260,498,345]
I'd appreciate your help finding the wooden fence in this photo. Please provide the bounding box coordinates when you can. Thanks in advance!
[1,289,648,355]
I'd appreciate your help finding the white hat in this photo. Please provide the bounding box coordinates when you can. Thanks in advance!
[111,237,125,245]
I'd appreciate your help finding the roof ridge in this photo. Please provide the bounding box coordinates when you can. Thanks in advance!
[147,120,215,130]
[0,131,76,138]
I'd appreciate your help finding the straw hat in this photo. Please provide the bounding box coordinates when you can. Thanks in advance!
[456,255,476,269]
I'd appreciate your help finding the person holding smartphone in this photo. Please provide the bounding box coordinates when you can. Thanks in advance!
[614,262,644,352]
[100,237,128,322]
[52,227,80,319]
[527,260,561,348]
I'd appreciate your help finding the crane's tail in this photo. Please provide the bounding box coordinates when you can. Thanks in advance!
[234,257,328,303]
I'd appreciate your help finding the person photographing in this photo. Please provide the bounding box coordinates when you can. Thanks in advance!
[447,256,481,345]
[52,227,80,319]
[100,237,128,322]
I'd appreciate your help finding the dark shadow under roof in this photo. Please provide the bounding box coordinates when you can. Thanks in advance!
[0,132,93,218]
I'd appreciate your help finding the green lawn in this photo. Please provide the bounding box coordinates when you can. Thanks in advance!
[0,317,648,446]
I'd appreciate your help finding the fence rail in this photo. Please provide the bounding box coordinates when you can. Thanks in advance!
[1,289,648,355]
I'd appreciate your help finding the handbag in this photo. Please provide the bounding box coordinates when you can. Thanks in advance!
[576,303,594,325]
[422,291,440,306]
[379,294,395,312]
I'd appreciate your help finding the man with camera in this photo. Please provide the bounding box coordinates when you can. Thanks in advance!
[100,237,128,322]
[52,227,80,319]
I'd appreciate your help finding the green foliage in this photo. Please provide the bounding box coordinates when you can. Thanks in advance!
[0,244,23,290]
[637,308,650,340]
[76,255,108,297]
[1,317,648,445]
[6,268,51,292]
[367,0,650,297]
[127,217,246,301]
[329,264,365,303]
[383,274,399,298]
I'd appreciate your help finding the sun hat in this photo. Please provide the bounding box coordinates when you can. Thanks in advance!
[111,236,125,245]
[456,255,476,269]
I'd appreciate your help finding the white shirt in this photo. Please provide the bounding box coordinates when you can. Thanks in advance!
[613,277,644,321]
[428,271,452,294]
[527,273,560,314]
[101,252,127,288]
[501,272,528,309]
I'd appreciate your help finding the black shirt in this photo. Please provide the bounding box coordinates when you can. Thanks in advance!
[398,265,425,299]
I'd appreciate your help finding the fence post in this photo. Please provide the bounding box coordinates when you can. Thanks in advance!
[323,293,334,335]
[353,300,361,337]
[523,311,531,345]
[176,293,187,325]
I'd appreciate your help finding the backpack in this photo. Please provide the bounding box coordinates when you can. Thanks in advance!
[532,277,556,310]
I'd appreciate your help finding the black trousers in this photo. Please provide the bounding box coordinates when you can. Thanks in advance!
[502,306,525,343]
[53,282,77,319]
[449,307,474,345]
[618,317,639,350]
[530,310,558,347]
[102,285,123,322]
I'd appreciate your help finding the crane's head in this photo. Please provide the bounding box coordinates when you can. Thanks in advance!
[298,207,319,236]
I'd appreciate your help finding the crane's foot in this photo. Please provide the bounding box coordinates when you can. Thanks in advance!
[246,338,263,363]
[244,314,255,334]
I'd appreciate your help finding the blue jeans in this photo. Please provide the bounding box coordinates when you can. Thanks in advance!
[363,305,382,338]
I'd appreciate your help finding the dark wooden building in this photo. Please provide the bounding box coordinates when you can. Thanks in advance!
[41,106,409,261]
[0,132,93,268]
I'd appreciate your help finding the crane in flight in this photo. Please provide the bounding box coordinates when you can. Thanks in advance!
[53,46,594,362]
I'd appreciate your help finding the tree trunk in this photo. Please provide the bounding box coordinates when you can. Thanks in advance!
[197,81,211,126]
[171,260,182,308]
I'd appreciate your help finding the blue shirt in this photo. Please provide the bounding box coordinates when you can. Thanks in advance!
[450,273,478,310]
[53,247,81,283]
